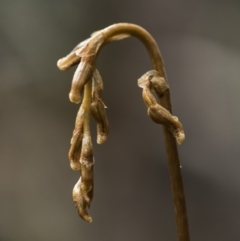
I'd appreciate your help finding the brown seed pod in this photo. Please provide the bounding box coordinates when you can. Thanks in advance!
[68,108,86,171]
[69,57,94,104]
[91,69,109,144]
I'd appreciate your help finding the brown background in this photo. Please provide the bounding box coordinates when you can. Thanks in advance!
[1,0,240,240]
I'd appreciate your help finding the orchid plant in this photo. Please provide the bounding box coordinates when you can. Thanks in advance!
[57,23,190,241]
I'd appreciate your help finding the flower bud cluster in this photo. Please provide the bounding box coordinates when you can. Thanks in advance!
[57,33,110,222]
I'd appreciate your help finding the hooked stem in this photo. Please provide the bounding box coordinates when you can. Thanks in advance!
[82,79,92,135]
[94,23,190,241]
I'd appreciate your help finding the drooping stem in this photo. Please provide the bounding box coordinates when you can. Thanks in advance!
[94,23,190,241]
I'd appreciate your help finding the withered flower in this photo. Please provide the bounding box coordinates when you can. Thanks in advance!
[73,176,93,223]
[69,56,94,104]
[91,69,109,144]
[57,38,90,71]
[138,70,185,145]
[73,134,94,222]
[68,107,85,171]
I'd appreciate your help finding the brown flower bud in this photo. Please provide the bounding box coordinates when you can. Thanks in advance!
[138,70,185,145]
[73,177,93,223]
[57,52,80,71]
[138,72,157,107]
[68,108,85,171]
[147,70,168,98]
[69,57,94,104]
[91,69,109,144]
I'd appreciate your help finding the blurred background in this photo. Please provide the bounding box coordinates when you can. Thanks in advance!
[1,0,240,240]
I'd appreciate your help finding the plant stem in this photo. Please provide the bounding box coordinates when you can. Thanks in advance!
[96,23,190,241]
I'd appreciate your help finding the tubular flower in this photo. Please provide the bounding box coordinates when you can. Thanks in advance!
[138,70,185,145]
[57,31,109,221]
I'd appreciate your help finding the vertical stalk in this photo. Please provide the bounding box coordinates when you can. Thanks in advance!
[160,90,189,241]
[99,23,190,241]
